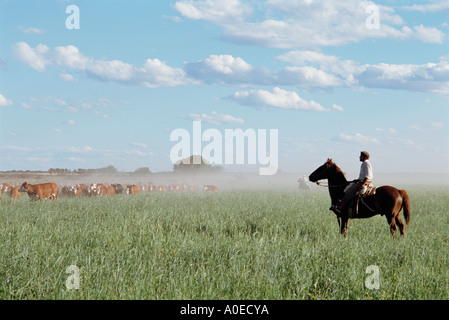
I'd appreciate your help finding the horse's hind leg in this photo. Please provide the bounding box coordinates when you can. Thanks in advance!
[395,216,405,237]
[386,215,397,239]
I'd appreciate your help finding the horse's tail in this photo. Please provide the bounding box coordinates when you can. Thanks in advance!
[399,189,411,229]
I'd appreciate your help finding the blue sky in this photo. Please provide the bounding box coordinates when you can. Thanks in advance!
[1,0,448,175]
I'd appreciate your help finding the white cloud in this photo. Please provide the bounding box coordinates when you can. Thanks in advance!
[277,50,449,95]
[125,150,149,157]
[13,42,449,95]
[0,94,13,106]
[229,87,333,112]
[410,122,444,132]
[18,26,44,34]
[412,25,446,44]
[358,59,449,94]
[175,0,445,48]
[12,42,50,72]
[174,0,252,23]
[13,42,196,88]
[277,50,339,66]
[130,142,148,149]
[401,2,449,13]
[59,73,75,82]
[21,102,33,110]
[185,111,244,125]
[337,133,381,144]
[375,127,397,134]
[185,54,271,86]
[331,104,344,112]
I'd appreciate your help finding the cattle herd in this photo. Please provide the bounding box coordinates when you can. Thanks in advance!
[0,181,219,201]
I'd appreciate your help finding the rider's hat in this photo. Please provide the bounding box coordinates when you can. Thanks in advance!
[360,151,370,159]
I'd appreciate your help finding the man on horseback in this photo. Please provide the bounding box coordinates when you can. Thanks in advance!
[330,151,373,215]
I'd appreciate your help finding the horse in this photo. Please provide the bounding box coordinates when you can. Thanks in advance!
[308,158,410,239]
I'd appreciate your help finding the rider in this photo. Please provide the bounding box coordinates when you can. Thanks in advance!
[330,151,373,215]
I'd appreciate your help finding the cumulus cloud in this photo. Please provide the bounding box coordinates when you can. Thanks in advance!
[12,42,50,72]
[175,0,252,23]
[184,54,272,86]
[228,87,333,112]
[278,50,449,95]
[175,0,446,48]
[12,42,196,88]
[12,42,449,95]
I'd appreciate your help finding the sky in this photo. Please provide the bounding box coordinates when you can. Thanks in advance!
[0,0,448,175]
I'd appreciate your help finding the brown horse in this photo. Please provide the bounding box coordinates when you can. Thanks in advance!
[309,159,410,239]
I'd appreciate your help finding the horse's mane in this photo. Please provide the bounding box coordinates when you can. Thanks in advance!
[326,158,346,178]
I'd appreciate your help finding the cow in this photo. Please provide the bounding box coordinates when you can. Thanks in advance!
[71,184,84,197]
[127,185,140,195]
[10,185,22,200]
[90,183,109,196]
[61,186,74,197]
[18,182,58,201]
[77,184,90,196]
[1,183,12,195]
[148,184,158,192]
[203,185,218,192]
[111,184,125,195]
[107,185,116,196]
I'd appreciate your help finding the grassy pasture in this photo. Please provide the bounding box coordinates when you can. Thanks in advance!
[0,186,448,300]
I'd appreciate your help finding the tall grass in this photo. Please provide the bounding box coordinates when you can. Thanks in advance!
[0,186,448,299]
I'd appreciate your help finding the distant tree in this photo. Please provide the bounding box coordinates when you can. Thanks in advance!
[135,167,152,175]
[173,155,223,173]
[97,165,117,174]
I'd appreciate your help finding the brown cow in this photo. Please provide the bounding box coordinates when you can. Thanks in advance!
[107,185,115,196]
[127,185,140,195]
[10,185,22,200]
[111,184,125,195]
[1,183,12,200]
[19,182,58,201]
[78,184,90,196]
[203,185,218,192]
[70,184,84,197]
[90,183,109,196]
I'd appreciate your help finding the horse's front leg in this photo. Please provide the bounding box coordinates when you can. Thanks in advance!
[340,214,349,237]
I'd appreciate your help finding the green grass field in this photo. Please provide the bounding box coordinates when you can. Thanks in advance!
[1,186,448,300]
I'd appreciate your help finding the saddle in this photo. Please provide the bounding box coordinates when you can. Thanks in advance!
[350,185,378,216]
[358,185,378,197]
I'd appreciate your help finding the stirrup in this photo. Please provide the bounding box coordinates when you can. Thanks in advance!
[329,205,342,214]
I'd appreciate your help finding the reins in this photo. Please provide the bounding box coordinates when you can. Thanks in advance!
[314,181,348,188]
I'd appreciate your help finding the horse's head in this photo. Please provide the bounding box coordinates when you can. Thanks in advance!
[309,158,338,183]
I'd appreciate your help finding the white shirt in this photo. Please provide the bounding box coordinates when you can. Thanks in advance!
[358,160,373,181]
